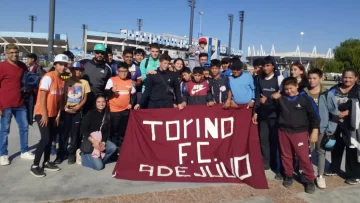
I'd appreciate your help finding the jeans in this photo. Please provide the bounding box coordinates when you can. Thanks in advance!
[81,140,116,170]
[34,115,57,166]
[0,106,29,156]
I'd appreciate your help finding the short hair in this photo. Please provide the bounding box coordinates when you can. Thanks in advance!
[106,48,113,55]
[262,56,275,66]
[232,60,243,70]
[149,43,160,50]
[181,67,191,74]
[159,54,171,62]
[123,49,133,56]
[203,67,210,72]
[221,57,231,64]
[193,67,204,74]
[199,53,208,59]
[6,44,18,50]
[117,62,129,69]
[134,48,145,56]
[253,58,264,67]
[27,53,38,62]
[308,68,323,78]
[282,77,298,87]
[231,56,241,63]
[63,51,74,59]
[210,59,221,68]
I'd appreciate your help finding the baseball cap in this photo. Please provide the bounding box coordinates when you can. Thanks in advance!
[54,54,69,63]
[70,62,84,69]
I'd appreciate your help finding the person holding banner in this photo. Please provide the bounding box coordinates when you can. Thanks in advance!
[135,54,183,110]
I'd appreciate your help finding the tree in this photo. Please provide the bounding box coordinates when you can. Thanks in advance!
[323,60,344,73]
[334,39,360,72]
[310,58,327,70]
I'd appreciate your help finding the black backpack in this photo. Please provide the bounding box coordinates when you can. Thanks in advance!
[36,65,47,77]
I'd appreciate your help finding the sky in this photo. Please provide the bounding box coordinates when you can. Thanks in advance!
[0,0,359,55]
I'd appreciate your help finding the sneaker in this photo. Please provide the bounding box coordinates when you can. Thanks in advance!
[21,152,35,160]
[283,176,293,188]
[0,156,10,166]
[68,155,76,165]
[264,165,270,171]
[30,165,46,178]
[44,162,61,172]
[316,175,326,189]
[345,178,360,185]
[51,146,57,156]
[324,169,337,176]
[54,157,63,165]
[305,181,316,194]
[76,149,81,165]
[274,173,283,181]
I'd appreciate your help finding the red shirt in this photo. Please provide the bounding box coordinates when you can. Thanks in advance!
[0,60,27,110]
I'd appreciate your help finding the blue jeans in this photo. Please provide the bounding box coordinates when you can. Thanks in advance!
[81,140,116,170]
[0,106,29,156]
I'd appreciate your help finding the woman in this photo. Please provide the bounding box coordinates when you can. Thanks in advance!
[80,95,117,170]
[173,58,185,72]
[290,62,308,91]
[320,68,360,185]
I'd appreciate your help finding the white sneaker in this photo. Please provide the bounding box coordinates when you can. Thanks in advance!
[76,149,81,165]
[0,156,10,166]
[21,152,35,160]
[316,175,326,189]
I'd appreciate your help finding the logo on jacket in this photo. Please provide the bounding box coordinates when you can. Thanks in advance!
[296,104,302,108]
[191,84,206,94]
[100,70,104,73]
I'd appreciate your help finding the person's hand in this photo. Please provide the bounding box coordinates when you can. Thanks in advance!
[173,104,178,108]
[252,114,258,125]
[178,103,184,110]
[132,80,136,87]
[127,104,132,110]
[339,110,349,118]
[40,114,48,127]
[67,108,76,114]
[207,101,215,107]
[260,94,267,104]
[147,70,157,75]
[309,132,318,144]
[112,85,118,93]
[271,91,281,99]
[134,104,140,110]
[230,100,239,109]
[72,105,80,112]
[98,142,106,151]
[223,100,231,109]
[181,102,187,108]
[0,110,2,116]
[247,100,255,108]
[92,141,100,150]
[55,115,60,126]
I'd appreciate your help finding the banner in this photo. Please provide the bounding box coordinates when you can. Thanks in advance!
[112,105,268,189]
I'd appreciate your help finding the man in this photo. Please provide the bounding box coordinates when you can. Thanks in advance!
[199,53,208,68]
[82,44,112,115]
[140,43,160,93]
[0,44,35,166]
[188,38,207,71]
[131,48,145,103]
[27,53,39,73]
[221,57,232,76]
[107,48,118,76]
[135,54,183,110]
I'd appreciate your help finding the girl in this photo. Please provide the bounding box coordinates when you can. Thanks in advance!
[80,95,116,170]
[290,62,308,91]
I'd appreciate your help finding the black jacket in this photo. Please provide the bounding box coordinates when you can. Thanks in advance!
[267,91,320,134]
[208,75,229,104]
[139,68,181,108]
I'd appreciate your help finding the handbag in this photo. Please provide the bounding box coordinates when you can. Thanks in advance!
[90,115,106,159]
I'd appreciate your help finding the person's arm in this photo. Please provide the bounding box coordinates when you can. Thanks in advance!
[138,74,153,107]
[206,82,214,102]
[104,78,114,98]
[130,86,137,108]
[173,75,182,105]
[0,65,4,113]
[253,77,260,115]
[188,45,196,55]
[305,95,320,130]
[80,113,93,141]
[75,81,90,110]
[135,66,142,87]
[140,59,147,81]
[249,75,255,101]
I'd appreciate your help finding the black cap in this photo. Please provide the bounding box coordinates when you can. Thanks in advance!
[221,57,230,64]
[27,53,37,61]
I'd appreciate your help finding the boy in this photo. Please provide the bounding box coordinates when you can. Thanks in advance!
[252,56,283,177]
[181,67,215,106]
[188,38,207,71]
[180,67,192,96]
[199,53,209,68]
[268,77,319,194]
[203,68,211,80]
[252,58,264,77]
[31,54,68,177]
[224,60,255,109]
[140,43,160,93]
[105,62,136,148]
[130,48,145,103]
[56,62,90,165]
[208,59,229,104]
[303,68,327,189]
[221,57,232,76]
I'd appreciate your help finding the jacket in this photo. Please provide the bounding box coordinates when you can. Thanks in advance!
[208,75,229,104]
[183,80,214,105]
[268,91,320,134]
[349,98,360,162]
[319,87,339,135]
[140,57,160,92]
[21,71,41,125]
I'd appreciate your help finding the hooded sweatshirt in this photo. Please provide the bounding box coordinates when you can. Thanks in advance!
[183,79,214,105]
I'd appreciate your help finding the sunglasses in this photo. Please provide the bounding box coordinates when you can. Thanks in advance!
[95,51,105,55]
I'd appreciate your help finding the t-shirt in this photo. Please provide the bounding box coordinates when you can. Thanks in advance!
[35,71,64,117]
[105,77,135,112]
[64,78,91,107]
[307,92,320,106]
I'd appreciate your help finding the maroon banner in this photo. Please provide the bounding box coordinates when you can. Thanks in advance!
[112,105,268,189]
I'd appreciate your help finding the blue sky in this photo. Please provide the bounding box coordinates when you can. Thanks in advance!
[0,0,359,55]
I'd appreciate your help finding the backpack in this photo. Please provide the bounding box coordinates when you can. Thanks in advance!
[36,65,47,77]
[145,58,149,69]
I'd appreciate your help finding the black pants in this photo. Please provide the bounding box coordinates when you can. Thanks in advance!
[330,129,360,179]
[34,115,58,166]
[57,111,82,159]
[148,100,173,109]
[110,110,130,147]
[259,118,282,172]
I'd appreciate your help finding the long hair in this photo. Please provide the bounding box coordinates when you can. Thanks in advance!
[291,62,307,80]
[94,94,111,132]
[173,58,185,72]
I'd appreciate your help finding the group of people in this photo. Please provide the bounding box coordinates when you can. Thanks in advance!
[1,39,360,195]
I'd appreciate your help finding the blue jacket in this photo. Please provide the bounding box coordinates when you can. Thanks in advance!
[319,87,339,135]
[21,71,41,125]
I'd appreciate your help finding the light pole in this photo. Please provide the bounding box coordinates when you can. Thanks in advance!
[228,14,234,57]
[47,0,55,62]
[82,24,88,58]
[137,19,143,31]
[188,0,196,46]
[198,11,204,38]
[300,32,304,63]
[239,11,244,51]
[29,15,37,32]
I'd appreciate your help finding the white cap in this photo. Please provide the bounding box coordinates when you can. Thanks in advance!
[54,54,69,63]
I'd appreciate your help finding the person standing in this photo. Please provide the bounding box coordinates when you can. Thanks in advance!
[220,57,232,76]
[208,59,229,104]
[290,62,308,91]
[27,53,39,73]
[30,54,68,177]
[0,44,35,166]
[131,48,145,103]
[106,48,118,76]
[140,43,160,93]
[82,44,112,115]
[188,38,207,71]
